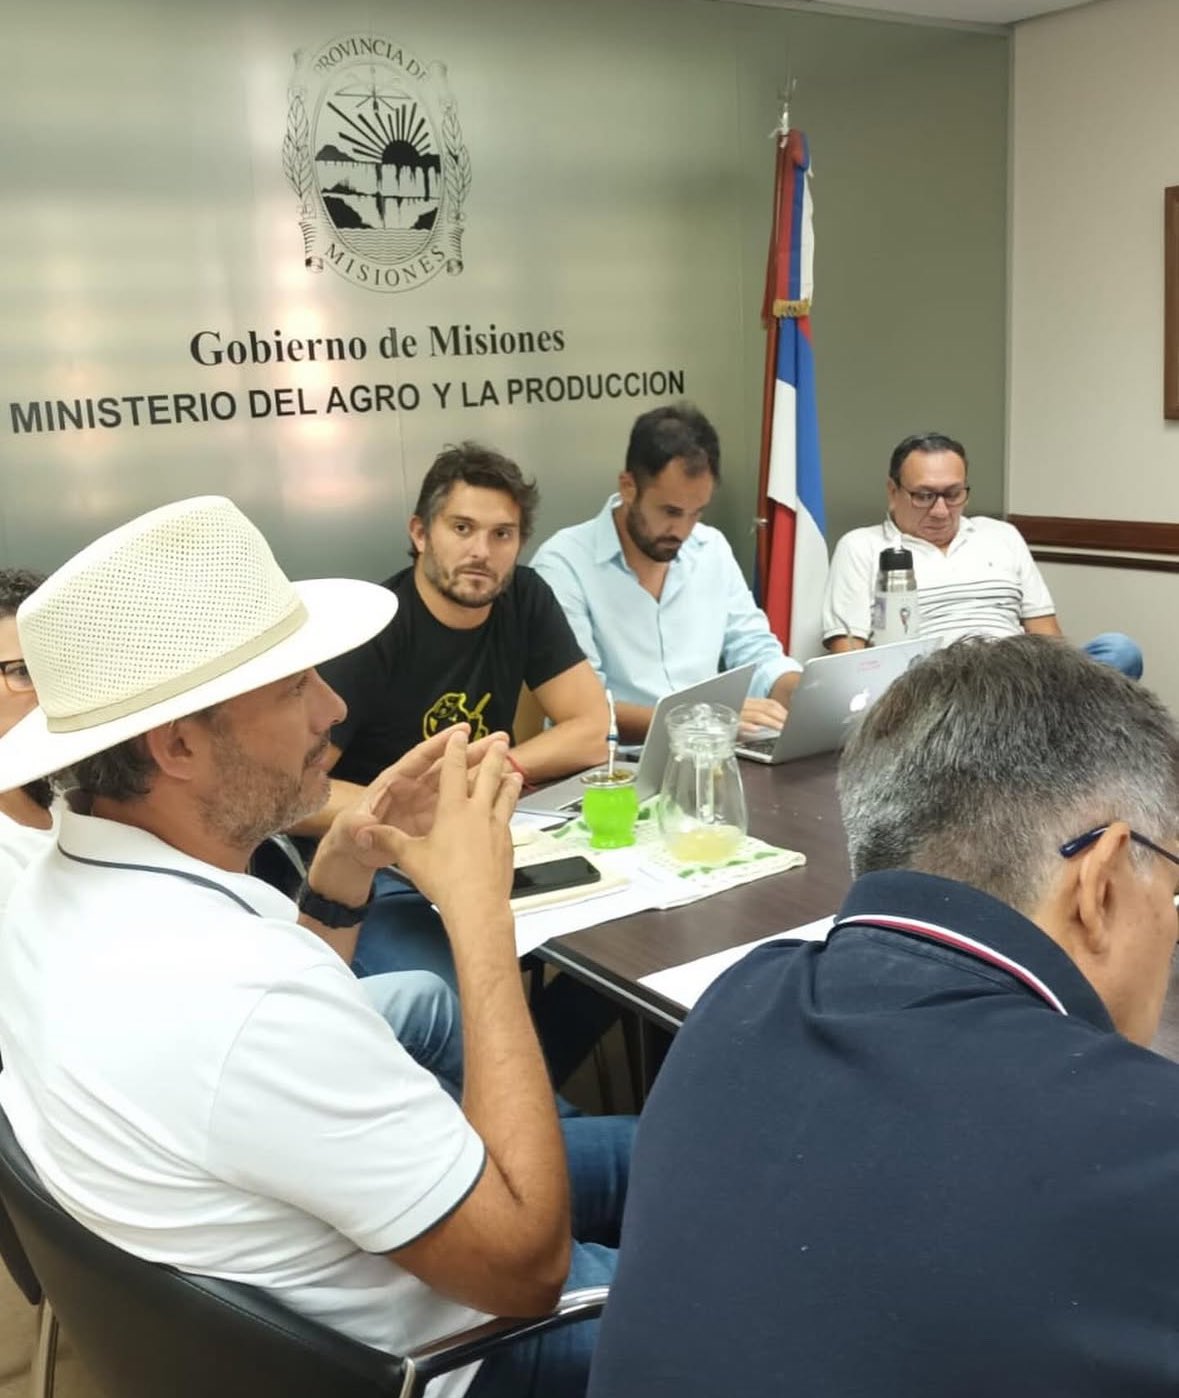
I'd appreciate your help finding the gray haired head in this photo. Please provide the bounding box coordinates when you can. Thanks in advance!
[838,636,1179,915]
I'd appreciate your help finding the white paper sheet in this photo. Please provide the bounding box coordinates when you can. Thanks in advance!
[512,864,679,957]
[637,915,835,1011]
[510,824,808,957]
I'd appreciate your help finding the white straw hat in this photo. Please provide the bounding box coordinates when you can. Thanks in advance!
[0,495,397,791]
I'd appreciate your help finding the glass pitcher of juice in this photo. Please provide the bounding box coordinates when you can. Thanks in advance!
[657,702,748,863]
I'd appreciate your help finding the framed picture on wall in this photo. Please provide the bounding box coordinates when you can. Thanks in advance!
[1167,186,1179,419]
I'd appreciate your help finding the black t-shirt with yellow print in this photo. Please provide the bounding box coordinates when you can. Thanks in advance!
[320,564,585,787]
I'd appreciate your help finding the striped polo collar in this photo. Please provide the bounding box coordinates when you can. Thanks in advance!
[833,869,1114,1029]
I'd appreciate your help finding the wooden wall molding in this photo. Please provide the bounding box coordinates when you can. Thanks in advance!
[1026,550,1179,575]
[1008,514,1179,557]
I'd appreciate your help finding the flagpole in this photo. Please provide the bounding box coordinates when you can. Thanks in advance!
[755,102,791,603]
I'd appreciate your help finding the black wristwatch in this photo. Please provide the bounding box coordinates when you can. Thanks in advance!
[296,880,373,928]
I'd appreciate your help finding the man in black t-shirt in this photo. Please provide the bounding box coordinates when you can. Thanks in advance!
[315,442,607,804]
[323,563,597,788]
[301,446,612,1083]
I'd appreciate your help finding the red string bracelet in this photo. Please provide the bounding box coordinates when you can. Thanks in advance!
[504,751,530,787]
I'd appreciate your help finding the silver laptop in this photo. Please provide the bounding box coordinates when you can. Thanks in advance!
[517,664,756,815]
[736,640,930,766]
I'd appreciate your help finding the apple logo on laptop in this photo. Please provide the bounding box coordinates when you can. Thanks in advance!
[848,688,871,714]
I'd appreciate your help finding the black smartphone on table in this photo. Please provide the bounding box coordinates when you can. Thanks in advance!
[511,855,602,898]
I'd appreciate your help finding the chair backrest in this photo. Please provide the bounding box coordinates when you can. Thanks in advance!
[513,684,546,744]
[0,1185,40,1306]
[248,832,308,899]
[0,1048,40,1306]
[0,1105,405,1398]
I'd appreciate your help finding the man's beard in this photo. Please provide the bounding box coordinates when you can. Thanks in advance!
[624,502,682,564]
[198,722,329,853]
[420,546,513,609]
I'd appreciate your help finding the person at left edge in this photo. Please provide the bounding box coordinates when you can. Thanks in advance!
[0,569,55,917]
[304,444,613,1080]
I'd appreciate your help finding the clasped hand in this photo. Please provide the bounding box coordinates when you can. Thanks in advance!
[310,725,521,915]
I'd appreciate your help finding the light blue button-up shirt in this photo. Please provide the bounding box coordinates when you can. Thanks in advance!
[531,495,800,707]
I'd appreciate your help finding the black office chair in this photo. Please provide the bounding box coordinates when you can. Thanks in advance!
[247,831,308,898]
[0,1106,606,1398]
[0,1185,57,1398]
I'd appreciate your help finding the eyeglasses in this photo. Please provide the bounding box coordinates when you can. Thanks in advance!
[1060,825,1179,906]
[895,484,970,510]
[0,659,33,695]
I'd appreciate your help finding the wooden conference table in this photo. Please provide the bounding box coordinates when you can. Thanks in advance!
[535,752,851,1035]
[530,754,1179,1082]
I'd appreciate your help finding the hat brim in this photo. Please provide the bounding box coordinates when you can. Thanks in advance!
[0,577,397,793]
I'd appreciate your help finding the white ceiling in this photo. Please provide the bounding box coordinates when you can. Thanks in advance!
[711,0,1092,25]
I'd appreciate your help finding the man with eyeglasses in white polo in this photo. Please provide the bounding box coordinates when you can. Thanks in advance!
[821,431,1142,676]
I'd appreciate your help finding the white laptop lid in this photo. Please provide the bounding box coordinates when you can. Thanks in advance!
[741,640,930,765]
[518,663,756,814]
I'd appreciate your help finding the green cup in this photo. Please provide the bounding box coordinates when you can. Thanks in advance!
[581,769,639,849]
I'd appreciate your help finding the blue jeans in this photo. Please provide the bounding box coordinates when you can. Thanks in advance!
[1081,631,1143,679]
[466,1116,634,1398]
[358,970,464,1099]
[355,871,620,1087]
[354,869,460,984]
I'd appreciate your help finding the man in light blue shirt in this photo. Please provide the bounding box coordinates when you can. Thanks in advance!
[531,402,801,743]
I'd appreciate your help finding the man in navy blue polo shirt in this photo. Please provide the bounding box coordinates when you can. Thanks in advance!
[589,635,1179,1398]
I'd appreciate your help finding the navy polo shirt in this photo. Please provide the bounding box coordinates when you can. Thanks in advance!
[588,871,1179,1398]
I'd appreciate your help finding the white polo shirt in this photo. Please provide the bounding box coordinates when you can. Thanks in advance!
[822,514,1056,646]
[0,800,487,1395]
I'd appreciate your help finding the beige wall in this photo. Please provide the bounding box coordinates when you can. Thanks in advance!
[727,5,1009,559]
[1010,0,1179,706]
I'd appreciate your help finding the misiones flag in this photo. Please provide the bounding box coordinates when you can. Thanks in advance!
[756,126,827,657]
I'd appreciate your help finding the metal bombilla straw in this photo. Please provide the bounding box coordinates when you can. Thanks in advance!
[606,689,618,781]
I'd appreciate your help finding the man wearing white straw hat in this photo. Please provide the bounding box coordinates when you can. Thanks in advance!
[0,496,630,1398]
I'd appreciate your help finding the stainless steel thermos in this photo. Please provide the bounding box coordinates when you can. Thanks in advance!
[871,547,921,645]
